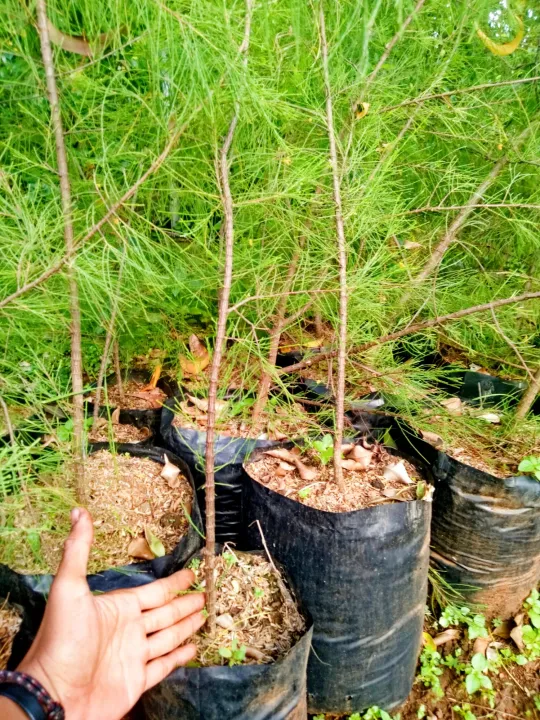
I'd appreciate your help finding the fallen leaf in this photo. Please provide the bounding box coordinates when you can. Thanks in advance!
[160,454,181,487]
[216,613,235,629]
[128,536,154,560]
[341,444,355,454]
[403,240,422,249]
[510,625,524,651]
[477,15,524,56]
[279,461,295,472]
[477,412,501,424]
[264,448,298,463]
[420,430,444,448]
[47,20,115,57]
[433,628,460,646]
[487,642,503,663]
[384,461,414,484]
[422,632,437,651]
[440,397,463,415]
[144,527,165,558]
[514,613,524,627]
[341,458,368,471]
[493,620,513,639]
[349,444,373,468]
[422,485,435,502]
[179,335,210,376]
[143,364,162,390]
[111,407,121,425]
[187,394,228,416]
[473,636,490,656]
[275,466,288,477]
[293,458,318,481]
[245,646,268,661]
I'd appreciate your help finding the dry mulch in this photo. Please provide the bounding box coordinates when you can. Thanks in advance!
[191,550,306,667]
[88,422,152,445]
[0,601,22,670]
[448,445,515,479]
[172,396,318,441]
[88,379,166,411]
[247,445,428,512]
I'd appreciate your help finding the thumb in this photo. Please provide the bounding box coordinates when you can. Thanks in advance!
[56,507,94,585]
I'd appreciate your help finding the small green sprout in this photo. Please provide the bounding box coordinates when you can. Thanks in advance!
[312,434,334,465]
[518,456,540,481]
[298,487,311,499]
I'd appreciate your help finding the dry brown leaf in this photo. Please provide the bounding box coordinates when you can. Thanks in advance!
[341,459,368,471]
[186,394,228,416]
[403,240,422,249]
[216,613,235,630]
[46,20,115,57]
[477,412,501,424]
[131,388,164,409]
[160,454,181,487]
[264,448,298,463]
[111,407,121,425]
[420,430,444,448]
[383,461,413,485]
[279,461,295,472]
[440,397,463,415]
[433,628,460,646]
[492,620,513,639]
[341,444,355,454]
[293,459,318,481]
[349,444,373,468]
[510,625,524,651]
[143,364,162,390]
[473,636,490,656]
[245,646,268,661]
[128,536,154,560]
[179,335,210,376]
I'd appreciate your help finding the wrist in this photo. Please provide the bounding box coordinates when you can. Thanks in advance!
[0,696,28,720]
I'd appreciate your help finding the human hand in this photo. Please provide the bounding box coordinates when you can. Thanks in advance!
[17,508,205,720]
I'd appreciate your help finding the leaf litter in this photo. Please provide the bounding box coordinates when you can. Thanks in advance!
[189,550,305,667]
[248,443,429,512]
[0,600,22,670]
[87,379,166,411]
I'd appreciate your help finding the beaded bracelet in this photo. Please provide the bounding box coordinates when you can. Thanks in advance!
[0,670,65,720]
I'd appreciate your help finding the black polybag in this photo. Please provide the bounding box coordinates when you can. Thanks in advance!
[1,445,203,668]
[160,398,282,546]
[243,452,431,714]
[347,412,540,619]
[142,549,313,720]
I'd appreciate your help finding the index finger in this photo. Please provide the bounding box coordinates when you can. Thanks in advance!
[131,569,196,611]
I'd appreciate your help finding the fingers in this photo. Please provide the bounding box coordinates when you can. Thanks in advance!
[144,643,197,691]
[147,610,206,661]
[143,593,205,635]
[133,569,196,611]
[55,508,94,587]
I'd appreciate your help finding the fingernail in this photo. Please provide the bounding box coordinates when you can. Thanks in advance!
[71,508,81,525]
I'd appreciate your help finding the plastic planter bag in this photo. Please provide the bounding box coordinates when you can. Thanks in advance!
[243,452,431,715]
[143,549,313,720]
[348,413,540,619]
[160,398,282,546]
[1,445,203,668]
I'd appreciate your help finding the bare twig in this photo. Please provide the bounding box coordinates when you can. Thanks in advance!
[319,3,347,492]
[113,340,124,404]
[363,0,427,91]
[252,246,301,424]
[401,123,535,303]
[279,290,540,376]
[36,0,86,500]
[381,75,540,113]
[0,113,198,312]
[0,398,15,445]
[515,365,540,420]
[204,0,253,637]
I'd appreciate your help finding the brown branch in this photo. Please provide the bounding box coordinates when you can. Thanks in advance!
[515,365,540,420]
[36,0,86,500]
[204,0,253,638]
[319,4,347,493]
[401,202,540,215]
[401,123,536,303]
[279,290,540,376]
[0,114,197,312]
[113,340,124,404]
[381,75,540,113]
[364,0,427,91]
[252,246,301,425]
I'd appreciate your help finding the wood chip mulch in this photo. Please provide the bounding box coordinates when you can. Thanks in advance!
[191,550,306,667]
[88,380,166,410]
[248,445,428,513]
[88,422,152,445]
[0,601,22,670]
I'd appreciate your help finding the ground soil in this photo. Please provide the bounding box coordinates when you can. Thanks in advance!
[172,395,320,440]
[0,601,22,670]
[247,445,428,512]
[88,422,153,444]
[87,379,167,411]
[191,550,306,667]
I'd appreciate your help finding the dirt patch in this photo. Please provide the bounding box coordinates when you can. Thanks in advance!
[0,600,22,670]
[448,445,514,479]
[247,444,428,512]
[88,422,153,444]
[191,550,305,667]
[87,379,166,410]
[172,396,319,440]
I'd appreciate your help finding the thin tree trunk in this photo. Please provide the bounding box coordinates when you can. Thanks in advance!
[515,366,540,420]
[113,340,124,405]
[36,0,85,501]
[0,398,15,445]
[319,4,347,493]
[401,124,535,304]
[92,251,127,423]
[278,290,540,376]
[314,311,324,338]
[252,247,301,425]
[205,0,253,637]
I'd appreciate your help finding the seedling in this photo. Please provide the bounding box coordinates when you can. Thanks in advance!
[312,434,334,465]
[253,586,264,598]
[518,456,540,481]
[439,605,488,640]
[188,557,202,571]
[464,653,494,705]
[223,551,238,569]
[452,704,477,720]
[417,645,444,698]
[218,637,247,666]
[298,487,312,499]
